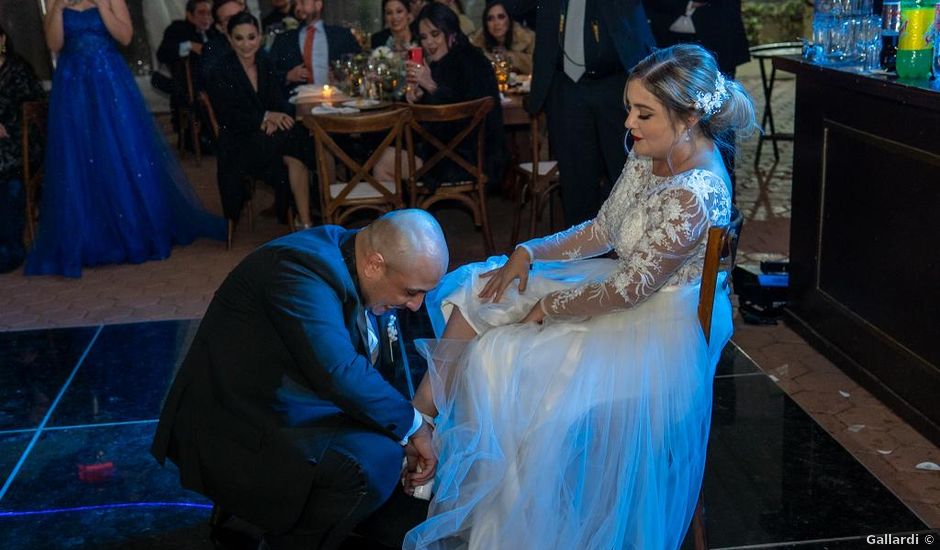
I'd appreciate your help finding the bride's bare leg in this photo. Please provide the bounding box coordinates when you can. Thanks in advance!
[412,307,477,417]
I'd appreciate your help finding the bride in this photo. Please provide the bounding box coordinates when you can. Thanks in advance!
[402,44,759,550]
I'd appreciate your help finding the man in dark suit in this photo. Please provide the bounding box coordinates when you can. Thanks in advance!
[156,0,217,146]
[201,0,247,81]
[152,209,448,549]
[506,0,656,226]
[643,1,749,76]
[263,0,296,31]
[269,0,360,94]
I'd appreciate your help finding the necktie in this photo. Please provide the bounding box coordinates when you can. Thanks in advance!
[303,24,316,74]
[563,0,586,82]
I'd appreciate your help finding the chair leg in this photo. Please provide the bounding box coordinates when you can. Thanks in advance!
[478,188,495,255]
[510,172,526,246]
[24,193,36,246]
[192,119,202,165]
[226,219,234,250]
[692,491,708,550]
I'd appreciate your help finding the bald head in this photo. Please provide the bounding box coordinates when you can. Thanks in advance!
[363,209,449,276]
[356,210,449,314]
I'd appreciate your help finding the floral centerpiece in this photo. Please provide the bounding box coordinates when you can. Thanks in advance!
[367,46,407,100]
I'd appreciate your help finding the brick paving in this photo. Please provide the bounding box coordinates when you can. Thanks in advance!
[0,60,937,527]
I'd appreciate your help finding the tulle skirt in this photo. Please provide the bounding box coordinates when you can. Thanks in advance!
[404,257,732,550]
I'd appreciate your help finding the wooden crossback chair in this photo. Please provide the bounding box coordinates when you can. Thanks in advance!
[176,57,202,164]
[691,206,743,550]
[22,99,49,246]
[405,97,496,255]
[304,107,410,226]
[511,110,560,243]
[198,91,256,249]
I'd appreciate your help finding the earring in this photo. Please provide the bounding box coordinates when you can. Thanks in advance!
[684,127,692,142]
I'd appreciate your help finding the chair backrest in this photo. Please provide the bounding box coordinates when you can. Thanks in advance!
[304,107,411,225]
[21,100,48,175]
[182,57,196,104]
[21,99,49,245]
[527,111,559,183]
[198,91,220,139]
[697,207,743,344]
[405,97,494,189]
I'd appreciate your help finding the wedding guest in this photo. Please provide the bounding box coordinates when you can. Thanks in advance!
[0,25,45,273]
[26,0,224,278]
[371,0,418,51]
[201,0,247,80]
[374,3,505,191]
[156,0,217,149]
[262,0,295,31]
[468,0,535,75]
[405,44,759,549]
[269,0,360,94]
[434,0,474,35]
[506,0,656,226]
[206,12,315,228]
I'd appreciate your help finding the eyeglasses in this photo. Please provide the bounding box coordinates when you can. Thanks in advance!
[486,13,508,21]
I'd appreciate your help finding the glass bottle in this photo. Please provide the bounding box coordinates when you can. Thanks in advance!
[896,0,938,78]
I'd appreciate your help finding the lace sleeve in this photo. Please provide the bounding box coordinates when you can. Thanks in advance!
[541,186,710,317]
[519,219,613,262]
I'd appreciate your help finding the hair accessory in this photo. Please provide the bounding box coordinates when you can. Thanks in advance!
[693,73,728,116]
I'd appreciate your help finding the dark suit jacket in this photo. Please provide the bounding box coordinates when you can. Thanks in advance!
[206,49,293,146]
[520,0,656,113]
[157,20,214,108]
[269,24,361,94]
[151,227,415,533]
[644,0,750,74]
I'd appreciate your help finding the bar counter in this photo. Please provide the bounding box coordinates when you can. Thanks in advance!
[773,56,940,444]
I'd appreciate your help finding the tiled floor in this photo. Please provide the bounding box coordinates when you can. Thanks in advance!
[1,59,939,544]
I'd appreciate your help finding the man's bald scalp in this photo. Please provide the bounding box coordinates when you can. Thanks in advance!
[364,209,448,274]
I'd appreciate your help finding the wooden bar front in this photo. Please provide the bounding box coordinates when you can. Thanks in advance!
[774,56,940,444]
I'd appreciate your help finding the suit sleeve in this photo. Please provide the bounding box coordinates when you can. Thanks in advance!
[156,22,186,66]
[263,255,415,440]
[270,35,294,89]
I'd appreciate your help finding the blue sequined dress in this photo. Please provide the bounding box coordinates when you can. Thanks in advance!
[25,7,225,278]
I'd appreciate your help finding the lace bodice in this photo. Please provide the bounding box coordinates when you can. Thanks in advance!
[520,152,732,317]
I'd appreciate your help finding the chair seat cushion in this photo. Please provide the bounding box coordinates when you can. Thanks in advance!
[517,161,558,176]
[329,180,397,200]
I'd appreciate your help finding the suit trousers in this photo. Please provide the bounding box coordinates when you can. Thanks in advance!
[545,70,629,226]
[265,427,422,550]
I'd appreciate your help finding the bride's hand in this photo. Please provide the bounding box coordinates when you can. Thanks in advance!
[478,246,531,303]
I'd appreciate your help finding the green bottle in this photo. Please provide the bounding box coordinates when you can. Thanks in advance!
[897,0,938,78]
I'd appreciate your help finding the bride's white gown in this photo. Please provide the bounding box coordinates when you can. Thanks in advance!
[404,152,734,550]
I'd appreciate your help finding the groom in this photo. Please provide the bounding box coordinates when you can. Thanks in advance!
[152,210,448,549]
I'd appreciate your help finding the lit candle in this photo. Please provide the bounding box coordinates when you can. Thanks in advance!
[322,84,333,98]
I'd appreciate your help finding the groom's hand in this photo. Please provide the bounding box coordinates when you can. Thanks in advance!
[404,421,436,490]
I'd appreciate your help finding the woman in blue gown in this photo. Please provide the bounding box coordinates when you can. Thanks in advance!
[25,0,225,278]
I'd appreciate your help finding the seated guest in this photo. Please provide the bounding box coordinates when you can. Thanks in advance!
[262,0,294,31]
[435,0,474,35]
[269,0,360,94]
[156,0,216,146]
[469,0,534,75]
[206,12,315,228]
[371,0,418,51]
[375,3,505,190]
[201,0,246,81]
[0,25,45,273]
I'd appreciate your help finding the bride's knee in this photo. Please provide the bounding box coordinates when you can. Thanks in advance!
[443,307,477,340]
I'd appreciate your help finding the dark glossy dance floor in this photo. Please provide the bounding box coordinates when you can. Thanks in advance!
[0,319,931,549]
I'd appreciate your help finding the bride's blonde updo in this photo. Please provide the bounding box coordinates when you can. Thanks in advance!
[627,44,759,147]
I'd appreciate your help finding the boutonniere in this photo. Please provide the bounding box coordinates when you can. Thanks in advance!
[386,313,399,363]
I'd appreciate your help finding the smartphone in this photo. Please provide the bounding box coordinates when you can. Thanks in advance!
[409,47,424,65]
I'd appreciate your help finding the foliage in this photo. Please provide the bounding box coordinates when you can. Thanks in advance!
[742,0,811,45]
